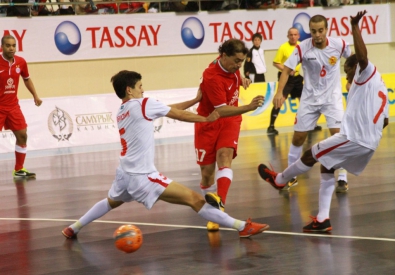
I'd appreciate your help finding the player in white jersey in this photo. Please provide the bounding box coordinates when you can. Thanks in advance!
[258,10,389,232]
[271,14,352,192]
[62,70,269,239]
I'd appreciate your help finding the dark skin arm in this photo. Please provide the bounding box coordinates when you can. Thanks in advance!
[352,10,388,131]
[383,118,389,129]
[350,10,368,72]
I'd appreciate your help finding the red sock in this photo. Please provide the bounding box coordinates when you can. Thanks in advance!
[15,145,27,171]
[216,167,233,205]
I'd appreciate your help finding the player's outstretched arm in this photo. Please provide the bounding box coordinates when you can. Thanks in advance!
[168,89,202,110]
[165,107,220,123]
[350,10,368,71]
[214,95,264,117]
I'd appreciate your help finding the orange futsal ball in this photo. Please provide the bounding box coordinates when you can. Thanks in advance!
[113,224,143,253]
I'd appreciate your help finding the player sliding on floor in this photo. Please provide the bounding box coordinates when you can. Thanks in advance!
[62,70,269,240]
[258,10,389,232]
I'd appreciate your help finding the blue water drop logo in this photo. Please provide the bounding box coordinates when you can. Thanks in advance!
[54,21,81,55]
[181,17,205,49]
[293,13,311,42]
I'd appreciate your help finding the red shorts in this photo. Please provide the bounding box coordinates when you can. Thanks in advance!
[194,117,241,165]
[0,105,27,131]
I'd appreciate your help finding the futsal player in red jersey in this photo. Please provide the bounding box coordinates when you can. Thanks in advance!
[0,35,42,179]
[195,38,265,231]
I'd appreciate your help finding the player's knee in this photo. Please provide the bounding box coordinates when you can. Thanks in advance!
[108,198,123,209]
[190,191,205,211]
[292,133,307,146]
[301,149,316,166]
[14,131,28,145]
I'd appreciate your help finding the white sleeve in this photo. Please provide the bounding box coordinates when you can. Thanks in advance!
[342,40,351,59]
[144,98,171,120]
[284,47,300,71]
[354,61,374,83]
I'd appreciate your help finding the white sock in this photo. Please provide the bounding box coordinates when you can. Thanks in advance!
[198,203,245,231]
[70,198,112,233]
[288,144,303,168]
[316,173,335,222]
[276,159,311,184]
[200,182,217,197]
[337,168,348,182]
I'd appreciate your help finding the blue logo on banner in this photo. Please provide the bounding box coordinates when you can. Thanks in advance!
[247,83,276,116]
[293,13,311,42]
[54,21,81,55]
[181,17,205,49]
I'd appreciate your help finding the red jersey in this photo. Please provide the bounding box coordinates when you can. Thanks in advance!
[197,57,242,118]
[0,54,29,110]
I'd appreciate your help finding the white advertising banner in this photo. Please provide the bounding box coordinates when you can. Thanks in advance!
[0,88,200,153]
[0,5,390,63]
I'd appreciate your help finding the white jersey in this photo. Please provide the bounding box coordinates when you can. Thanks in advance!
[285,37,351,106]
[340,61,389,150]
[116,97,171,174]
[251,47,267,74]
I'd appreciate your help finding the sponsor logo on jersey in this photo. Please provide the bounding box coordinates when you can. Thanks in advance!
[5,78,15,91]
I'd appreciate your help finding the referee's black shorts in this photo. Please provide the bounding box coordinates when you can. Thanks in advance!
[278,71,303,99]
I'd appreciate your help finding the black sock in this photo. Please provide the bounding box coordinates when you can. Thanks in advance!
[269,107,280,127]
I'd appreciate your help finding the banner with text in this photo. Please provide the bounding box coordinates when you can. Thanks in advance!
[0,5,390,63]
[0,89,200,153]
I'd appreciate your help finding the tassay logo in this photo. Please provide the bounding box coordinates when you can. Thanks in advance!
[293,13,311,42]
[54,21,81,55]
[181,17,205,49]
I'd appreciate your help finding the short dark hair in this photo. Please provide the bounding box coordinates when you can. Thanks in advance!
[309,15,328,29]
[345,54,358,68]
[218,39,248,57]
[1,35,15,45]
[111,70,142,99]
[252,33,263,41]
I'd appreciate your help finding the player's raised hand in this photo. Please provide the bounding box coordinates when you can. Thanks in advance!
[207,109,220,122]
[272,92,285,109]
[350,10,367,26]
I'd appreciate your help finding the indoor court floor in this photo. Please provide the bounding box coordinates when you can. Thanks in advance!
[0,122,394,275]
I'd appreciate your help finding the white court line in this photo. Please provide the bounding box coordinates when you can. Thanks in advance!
[1,217,395,242]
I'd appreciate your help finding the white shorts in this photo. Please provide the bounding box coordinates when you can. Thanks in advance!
[311,133,374,176]
[108,166,173,209]
[294,98,344,131]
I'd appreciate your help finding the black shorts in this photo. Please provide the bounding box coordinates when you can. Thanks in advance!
[254,73,265,83]
[277,72,303,99]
